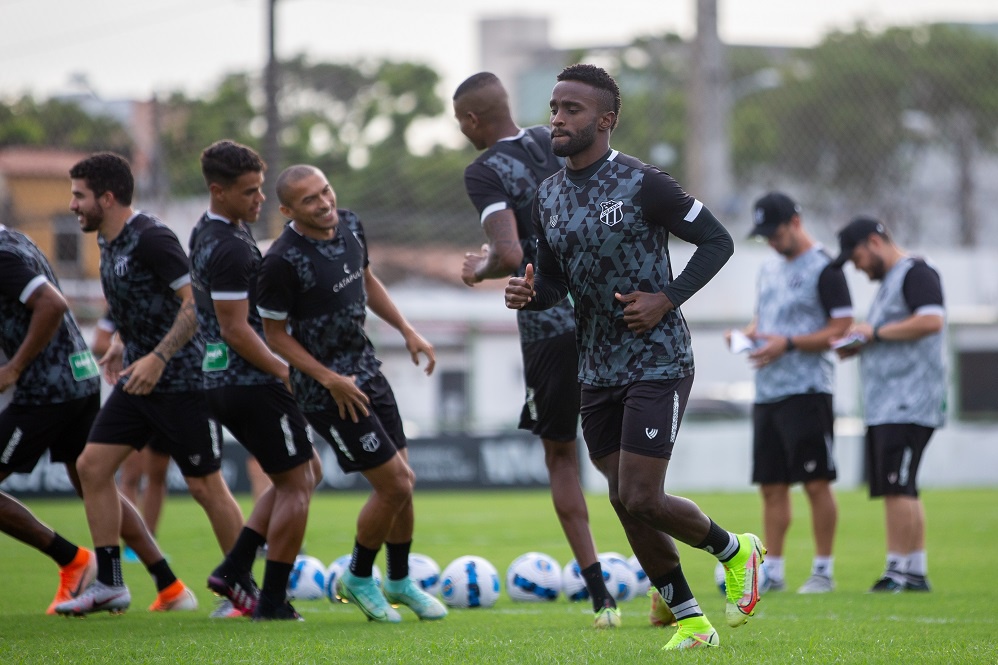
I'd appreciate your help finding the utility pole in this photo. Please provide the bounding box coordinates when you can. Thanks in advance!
[261,0,282,240]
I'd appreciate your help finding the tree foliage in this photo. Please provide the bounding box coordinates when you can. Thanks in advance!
[0,96,131,155]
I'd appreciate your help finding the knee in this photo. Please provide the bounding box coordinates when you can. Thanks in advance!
[618,485,658,522]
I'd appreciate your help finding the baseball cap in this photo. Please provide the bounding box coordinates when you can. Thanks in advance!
[749,192,800,238]
[831,217,888,267]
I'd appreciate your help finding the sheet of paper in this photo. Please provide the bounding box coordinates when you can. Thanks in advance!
[729,329,758,354]
[831,332,869,350]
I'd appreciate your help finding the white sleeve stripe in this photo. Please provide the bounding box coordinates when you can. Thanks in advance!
[19,275,49,304]
[210,291,249,301]
[829,306,854,319]
[480,201,508,225]
[257,307,288,321]
[915,304,945,318]
[683,199,703,222]
[170,274,192,290]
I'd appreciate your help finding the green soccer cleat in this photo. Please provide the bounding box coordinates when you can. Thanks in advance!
[383,577,447,620]
[593,604,621,629]
[337,570,401,623]
[723,533,766,628]
[661,615,720,650]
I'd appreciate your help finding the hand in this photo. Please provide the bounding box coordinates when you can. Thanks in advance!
[98,337,125,385]
[0,363,20,394]
[461,244,489,287]
[120,353,166,395]
[505,263,535,310]
[403,329,436,376]
[832,322,873,359]
[748,333,791,369]
[322,372,370,423]
[614,290,673,334]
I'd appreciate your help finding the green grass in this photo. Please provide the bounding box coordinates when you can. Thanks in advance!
[2,488,997,664]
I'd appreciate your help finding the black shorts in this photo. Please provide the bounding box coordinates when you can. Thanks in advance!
[87,386,222,478]
[580,375,694,461]
[0,394,99,474]
[304,373,405,474]
[206,383,314,475]
[866,423,934,498]
[519,331,581,443]
[752,393,837,485]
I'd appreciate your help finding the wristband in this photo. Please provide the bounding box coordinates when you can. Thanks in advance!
[785,336,795,352]
[872,327,882,343]
[152,350,169,365]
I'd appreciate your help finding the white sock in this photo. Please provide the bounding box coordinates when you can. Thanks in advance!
[885,552,907,581]
[906,551,928,577]
[762,556,784,581]
[812,556,833,578]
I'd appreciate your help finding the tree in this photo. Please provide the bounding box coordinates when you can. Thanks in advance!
[0,96,131,155]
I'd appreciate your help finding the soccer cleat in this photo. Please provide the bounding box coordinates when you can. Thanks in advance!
[661,616,720,650]
[383,577,447,620]
[797,574,835,594]
[149,580,198,611]
[54,580,130,616]
[207,567,259,616]
[593,600,621,629]
[723,532,766,628]
[47,548,97,615]
[209,598,246,618]
[252,593,303,622]
[648,589,676,627]
[904,574,931,592]
[337,570,401,623]
[869,575,904,593]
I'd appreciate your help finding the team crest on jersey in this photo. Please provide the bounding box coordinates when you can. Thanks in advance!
[360,432,380,453]
[600,200,623,227]
[343,263,350,274]
[114,256,130,277]
[549,214,559,228]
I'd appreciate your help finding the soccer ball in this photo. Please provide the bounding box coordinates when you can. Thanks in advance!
[440,555,501,608]
[599,552,639,602]
[560,560,590,602]
[627,554,651,597]
[408,553,442,597]
[505,552,561,602]
[287,555,326,601]
[324,554,382,604]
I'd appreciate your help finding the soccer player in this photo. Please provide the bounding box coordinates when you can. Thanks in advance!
[831,217,946,593]
[729,192,853,594]
[453,71,618,628]
[190,140,321,620]
[56,152,245,615]
[504,64,762,650]
[257,164,446,623]
[0,224,99,614]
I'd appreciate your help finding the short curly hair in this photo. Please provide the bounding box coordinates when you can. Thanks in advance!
[557,64,621,130]
[200,140,266,187]
[69,152,134,205]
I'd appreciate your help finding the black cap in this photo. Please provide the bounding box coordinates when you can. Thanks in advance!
[832,217,888,267]
[749,192,800,238]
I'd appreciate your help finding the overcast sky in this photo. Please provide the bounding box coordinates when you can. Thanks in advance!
[2,0,996,103]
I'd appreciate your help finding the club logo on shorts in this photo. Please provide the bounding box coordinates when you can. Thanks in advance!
[645,428,659,439]
[804,460,817,472]
[360,432,380,453]
[600,200,623,227]
[189,454,201,466]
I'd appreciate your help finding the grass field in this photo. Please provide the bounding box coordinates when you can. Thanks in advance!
[1,487,996,664]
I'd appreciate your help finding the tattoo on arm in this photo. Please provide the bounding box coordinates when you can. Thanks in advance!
[155,299,198,360]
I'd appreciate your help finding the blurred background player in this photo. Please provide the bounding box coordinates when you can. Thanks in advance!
[729,191,853,593]
[831,217,946,593]
[258,164,446,623]
[191,140,321,620]
[453,71,616,627]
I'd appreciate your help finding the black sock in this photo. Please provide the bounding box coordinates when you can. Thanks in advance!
[650,564,703,621]
[96,545,123,587]
[224,527,266,576]
[581,562,615,612]
[349,539,379,578]
[385,541,412,581]
[262,559,293,604]
[43,533,79,568]
[694,519,738,562]
[147,558,177,592]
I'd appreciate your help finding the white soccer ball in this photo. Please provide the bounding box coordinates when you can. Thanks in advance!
[408,553,442,597]
[287,555,326,601]
[440,555,501,608]
[561,559,590,602]
[324,554,382,604]
[600,552,639,602]
[627,554,651,597]
[505,552,562,602]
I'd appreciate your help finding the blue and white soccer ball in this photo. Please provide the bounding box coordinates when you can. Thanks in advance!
[505,552,561,602]
[560,559,590,602]
[599,552,639,602]
[408,553,442,597]
[287,555,326,601]
[324,554,382,604]
[627,554,651,597]
[440,555,501,608]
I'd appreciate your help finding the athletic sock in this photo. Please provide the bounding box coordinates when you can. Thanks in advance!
[349,539,379,578]
[906,550,928,577]
[885,552,907,583]
[694,519,739,562]
[385,540,412,581]
[581,561,614,612]
[43,533,79,568]
[147,558,178,592]
[225,527,266,576]
[650,564,703,621]
[812,556,833,578]
[763,555,785,582]
[96,545,123,587]
[261,559,293,604]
